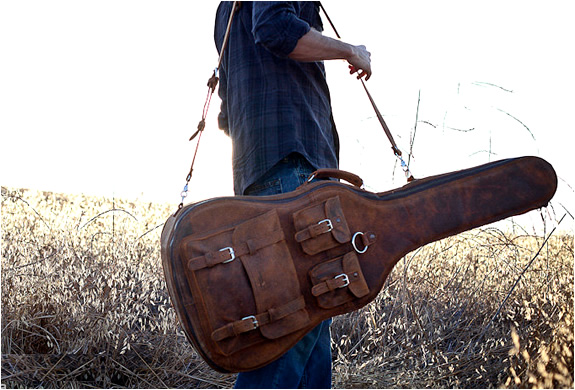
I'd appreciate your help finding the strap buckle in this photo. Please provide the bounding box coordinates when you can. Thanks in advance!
[242,315,259,330]
[318,219,333,233]
[219,247,236,263]
[334,273,350,288]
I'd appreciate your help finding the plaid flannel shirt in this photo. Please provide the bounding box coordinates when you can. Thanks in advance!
[215,1,339,195]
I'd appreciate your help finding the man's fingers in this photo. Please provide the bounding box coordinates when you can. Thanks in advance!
[357,70,371,81]
[349,65,371,81]
[349,64,371,79]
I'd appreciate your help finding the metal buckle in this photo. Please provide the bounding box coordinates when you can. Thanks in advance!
[242,315,259,329]
[219,247,236,263]
[334,273,350,288]
[352,232,368,254]
[318,219,333,233]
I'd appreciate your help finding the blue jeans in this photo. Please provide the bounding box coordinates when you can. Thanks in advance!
[235,153,332,389]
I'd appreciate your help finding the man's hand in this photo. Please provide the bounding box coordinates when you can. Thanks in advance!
[347,45,372,81]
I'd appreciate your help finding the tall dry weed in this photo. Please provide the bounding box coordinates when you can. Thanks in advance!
[1,187,573,388]
[1,188,235,388]
[331,228,574,388]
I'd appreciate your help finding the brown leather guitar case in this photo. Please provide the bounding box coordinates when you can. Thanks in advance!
[161,156,557,373]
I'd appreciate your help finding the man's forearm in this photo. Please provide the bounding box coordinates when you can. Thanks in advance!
[288,28,353,62]
[289,28,372,80]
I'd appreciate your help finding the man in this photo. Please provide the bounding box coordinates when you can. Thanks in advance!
[214,2,371,388]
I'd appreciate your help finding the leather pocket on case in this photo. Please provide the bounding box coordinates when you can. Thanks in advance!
[309,252,369,309]
[180,209,309,356]
[231,210,309,340]
[293,196,351,255]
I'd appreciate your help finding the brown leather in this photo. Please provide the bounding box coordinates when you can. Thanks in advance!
[308,168,364,188]
[293,196,351,255]
[161,156,557,373]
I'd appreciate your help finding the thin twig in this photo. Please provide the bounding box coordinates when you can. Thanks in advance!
[445,126,476,133]
[132,346,169,389]
[6,250,58,272]
[79,208,138,230]
[110,357,156,388]
[496,108,537,142]
[40,354,67,383]
[407,89,421,168]
[1,190,51,230]
[136,223,165,241]
[472,81,514,93]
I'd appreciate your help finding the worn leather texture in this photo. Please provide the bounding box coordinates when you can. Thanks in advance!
[161,156,557,373]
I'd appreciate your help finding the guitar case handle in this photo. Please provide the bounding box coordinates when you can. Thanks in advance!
[306,169,364,188]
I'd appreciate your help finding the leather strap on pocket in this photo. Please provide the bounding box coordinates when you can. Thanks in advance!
[293,196,351,255]
[187,227,285,271]
[211,296,305,342]
[309,252,369,309]
[311,273,351,296]
[294,218,333,242]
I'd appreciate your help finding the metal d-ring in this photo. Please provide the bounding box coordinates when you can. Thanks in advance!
[352,232,368,254]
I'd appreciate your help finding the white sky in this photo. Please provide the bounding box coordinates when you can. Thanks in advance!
[1,1,573,232]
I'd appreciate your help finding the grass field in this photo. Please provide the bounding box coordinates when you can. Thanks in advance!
[1,186,573,388]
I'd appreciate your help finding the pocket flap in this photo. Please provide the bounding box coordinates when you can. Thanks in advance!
[309,252,370,309]
[233,210,309,339]
[325,197,351,244]
[293,196,351,255]
[342,253,370,298]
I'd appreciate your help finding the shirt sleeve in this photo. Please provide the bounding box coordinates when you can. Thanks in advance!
[214,2,230,134]
[252,2,311,59]
[217,68,229,134]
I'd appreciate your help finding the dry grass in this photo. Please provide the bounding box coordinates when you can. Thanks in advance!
[1,186,573,388]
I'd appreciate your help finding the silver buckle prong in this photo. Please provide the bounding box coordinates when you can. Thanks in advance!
[318,218,333,232]
[334,273,350,288]
[220,247,236,263]
[242,315,259,329]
